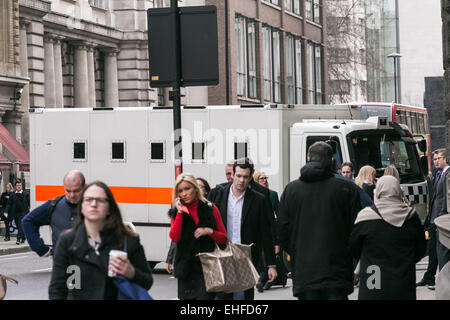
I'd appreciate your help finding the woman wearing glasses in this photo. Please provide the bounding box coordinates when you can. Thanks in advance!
[49,181,153,300]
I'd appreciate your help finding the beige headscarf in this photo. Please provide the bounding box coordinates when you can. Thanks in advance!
[355,175,415,227]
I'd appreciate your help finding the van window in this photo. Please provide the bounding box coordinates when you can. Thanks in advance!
[111,141,126,162]
[73,141,87,161]
[234,142,248,160]
[305,136,343,170]
[192,142,205,161]
[150,141,165,162]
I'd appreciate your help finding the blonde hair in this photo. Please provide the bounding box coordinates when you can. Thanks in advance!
[172,173,207,205]
[355,165,376,188]
[6,183,13,192]
[253,171,261,183]
[383,166,400,181]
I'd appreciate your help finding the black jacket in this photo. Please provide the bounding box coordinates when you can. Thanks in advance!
[430,169,449,224]
[49,223,153,300]
[211,183,276,268]
[349,215,426,300]
[277,161,361,297]
[6,191,30,218]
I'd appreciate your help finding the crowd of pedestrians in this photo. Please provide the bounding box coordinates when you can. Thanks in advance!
[1,143,449,300]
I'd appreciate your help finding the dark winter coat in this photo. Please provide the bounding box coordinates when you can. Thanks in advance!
[6,191,30,218]
[49,223,153,300]
[349,215,426,300]
[212,183,276,268]
[168,200,217,300]
[277,161,361,297]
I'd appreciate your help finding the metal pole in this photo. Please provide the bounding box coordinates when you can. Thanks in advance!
[171,0,183,178]
[393,57,398,103]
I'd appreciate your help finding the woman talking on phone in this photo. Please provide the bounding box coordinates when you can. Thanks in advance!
[168,173,227,300]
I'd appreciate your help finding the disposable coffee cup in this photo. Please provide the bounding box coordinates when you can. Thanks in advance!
[108,250,128,277]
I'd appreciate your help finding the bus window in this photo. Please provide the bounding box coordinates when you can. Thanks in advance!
[406,111,412,131]
[397,109,407,126]
[418,113,425,135]
[411,112,418,133]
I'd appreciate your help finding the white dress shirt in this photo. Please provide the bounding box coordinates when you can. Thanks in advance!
[227,189,245,244]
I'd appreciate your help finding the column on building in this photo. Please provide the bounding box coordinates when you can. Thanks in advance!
[87,44,97,107]
[19,18,30,151]
[53,37,64,108]
[103,48,120,108]
[73,43,90,107]
[43,35,56,107]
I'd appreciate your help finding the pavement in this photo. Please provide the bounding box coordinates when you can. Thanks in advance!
[0,228,31,256]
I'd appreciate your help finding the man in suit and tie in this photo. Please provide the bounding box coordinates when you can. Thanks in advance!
[5,180,30,244]
[417,167,441,289]
[209,157,277,300]
[428,149,450,270]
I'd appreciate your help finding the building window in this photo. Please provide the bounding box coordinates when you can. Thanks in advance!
[295,38,303,103]
[306,0,321,24]
[89,0,106,9]
[329,80,351,95]
[329,47,351,64]
[235,16,258,99]
[286,34,295,104]
[262,26,272,102]
[285,0,301,15]
[263,0,280,6]
[157,88,165,106]
[307,41,324,104]
[286,35,304,104]
[154,0,171,8]
[272,29,281,103]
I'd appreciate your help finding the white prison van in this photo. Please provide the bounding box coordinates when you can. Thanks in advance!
[29,104,428,264]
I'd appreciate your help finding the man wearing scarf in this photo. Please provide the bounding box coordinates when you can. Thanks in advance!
[277,141,361,300]
[349,175,426,300]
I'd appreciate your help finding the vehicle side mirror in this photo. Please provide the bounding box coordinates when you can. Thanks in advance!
[420,155,428,176]
[418,139,427,153]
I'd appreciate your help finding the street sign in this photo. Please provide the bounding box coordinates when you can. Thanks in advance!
[147,5,219,88]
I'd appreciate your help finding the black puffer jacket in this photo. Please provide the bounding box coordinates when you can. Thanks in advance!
[277,161,362,297]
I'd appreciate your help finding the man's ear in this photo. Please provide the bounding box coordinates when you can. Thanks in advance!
[307,156,310,162]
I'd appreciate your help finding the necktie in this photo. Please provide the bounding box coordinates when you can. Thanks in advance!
[435,171,442,185]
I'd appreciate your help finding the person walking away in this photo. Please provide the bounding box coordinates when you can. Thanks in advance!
[0,183,14,241]
[168,173,227,300]
[349,175,426,300]
[48,181,153,299]
[277,142,361,300]
[22,170,85,257]
[4,180,30,244]
[355,165,377,201]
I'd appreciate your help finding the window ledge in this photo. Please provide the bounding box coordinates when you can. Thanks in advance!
[285,10,303,20]
[237,96,262,104]
[306,19,323,28]
[261,1,281,11]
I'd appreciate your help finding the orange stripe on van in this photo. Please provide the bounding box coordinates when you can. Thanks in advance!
[35,185,173,205]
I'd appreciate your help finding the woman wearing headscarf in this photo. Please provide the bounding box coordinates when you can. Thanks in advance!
[349,175,426,300]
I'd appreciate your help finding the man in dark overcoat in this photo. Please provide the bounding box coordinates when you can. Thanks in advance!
[277,141,361,300]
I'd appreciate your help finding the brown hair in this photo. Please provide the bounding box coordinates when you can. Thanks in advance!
[75,181,137,246]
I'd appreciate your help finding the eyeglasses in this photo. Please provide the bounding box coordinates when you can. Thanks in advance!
[83,197,108,205]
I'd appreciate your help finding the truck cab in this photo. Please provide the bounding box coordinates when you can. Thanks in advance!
[290,117,428,222]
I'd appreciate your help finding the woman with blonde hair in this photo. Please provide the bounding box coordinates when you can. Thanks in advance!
[355,165,376,200]
[168,173,227,300]
[384,165,400,181]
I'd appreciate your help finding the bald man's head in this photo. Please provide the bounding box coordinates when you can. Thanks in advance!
[63,170,85,204]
